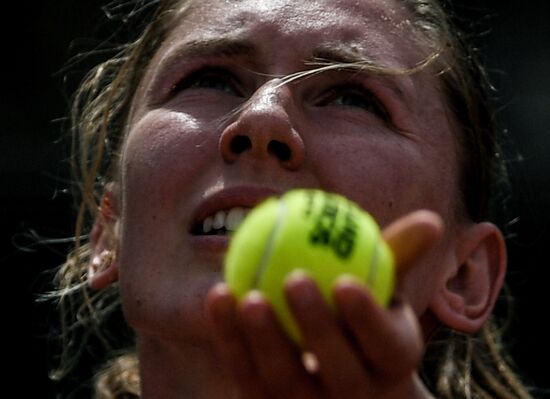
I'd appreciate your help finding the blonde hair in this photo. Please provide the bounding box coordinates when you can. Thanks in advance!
[50,0,533,397]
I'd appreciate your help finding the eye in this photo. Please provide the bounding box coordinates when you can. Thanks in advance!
[320,84,389,121]
[171,67,242,96]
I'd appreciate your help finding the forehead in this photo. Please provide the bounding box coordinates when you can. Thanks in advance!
[186,0,409,28]
[161,0,421,67]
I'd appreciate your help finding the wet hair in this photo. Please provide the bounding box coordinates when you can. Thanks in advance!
[49,0,532,397]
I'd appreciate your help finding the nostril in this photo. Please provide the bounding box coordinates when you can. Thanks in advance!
[268,140,291,162]
[230,135,252,154]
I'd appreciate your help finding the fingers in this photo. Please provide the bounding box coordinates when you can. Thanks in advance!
[333,277,424,380]
[238,290,321,398]
[208,276,427,399]
[206,283,320,399]
[205,283,266,398]
[206,209,441,397]
[285,272,369,397]
[286,273,425,397]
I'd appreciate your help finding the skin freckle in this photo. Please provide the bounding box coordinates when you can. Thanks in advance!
[51,1,531,398]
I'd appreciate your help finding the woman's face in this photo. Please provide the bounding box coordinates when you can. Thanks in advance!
[118,0,461,341]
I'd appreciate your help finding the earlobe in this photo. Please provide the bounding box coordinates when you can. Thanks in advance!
[88,189,120,290]
[430,222,507,333]
[88,249,119,290]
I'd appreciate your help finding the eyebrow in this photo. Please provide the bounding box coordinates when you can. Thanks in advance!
[147,37,258,98]
[312,44,374,66]
[154,38,411,105]
[159,37,257,69]
[309,44,409,102]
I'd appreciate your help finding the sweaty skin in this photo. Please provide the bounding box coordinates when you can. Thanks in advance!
[122,0,458,338]
[89,0,506,397]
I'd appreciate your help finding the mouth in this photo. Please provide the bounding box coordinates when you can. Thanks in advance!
[191,206,252,235]
[190,186,282,237]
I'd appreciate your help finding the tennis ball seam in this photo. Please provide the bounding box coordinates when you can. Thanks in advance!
[224,188,395,345]
[252,197,288,289]
[366,236,381,288]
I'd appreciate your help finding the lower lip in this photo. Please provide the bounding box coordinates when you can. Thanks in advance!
[190,234,230,253]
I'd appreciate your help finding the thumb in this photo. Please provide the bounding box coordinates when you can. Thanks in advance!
[382,210,444,289]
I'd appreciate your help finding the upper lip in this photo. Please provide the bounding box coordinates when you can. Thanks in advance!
[189,186,283,234]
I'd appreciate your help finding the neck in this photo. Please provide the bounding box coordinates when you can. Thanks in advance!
[137,335,239,399]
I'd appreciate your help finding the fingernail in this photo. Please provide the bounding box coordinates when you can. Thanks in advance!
[242,290,270,326]
[244,289,265,304]
[334,274,362,288]
[285,271,319,306]
[285,269,312,286]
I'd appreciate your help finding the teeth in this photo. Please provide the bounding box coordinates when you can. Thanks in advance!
[202,216,213,233]
[213,210,225,230]
[201,207,249,234]
[226,208,246,231]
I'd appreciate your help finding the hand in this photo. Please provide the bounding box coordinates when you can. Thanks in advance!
[205,210,442,398]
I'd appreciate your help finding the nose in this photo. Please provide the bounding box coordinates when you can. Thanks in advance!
[219,80,305,170]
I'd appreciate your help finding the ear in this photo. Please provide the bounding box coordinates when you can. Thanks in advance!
[430,222,507,333]
[88,186,120,290]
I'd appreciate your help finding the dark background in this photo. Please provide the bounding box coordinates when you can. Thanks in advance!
[3,1,549,397]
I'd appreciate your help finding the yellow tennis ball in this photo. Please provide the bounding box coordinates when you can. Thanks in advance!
[224,188,394,344]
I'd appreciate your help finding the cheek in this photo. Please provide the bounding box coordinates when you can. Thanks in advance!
[115,110,220,338]
[121,110,216,217]
[311,133,458,227]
